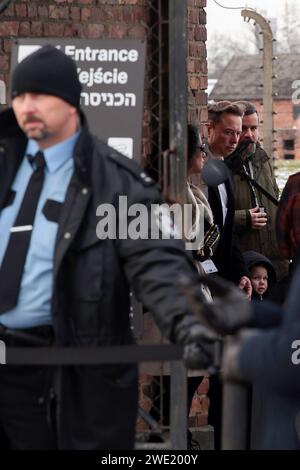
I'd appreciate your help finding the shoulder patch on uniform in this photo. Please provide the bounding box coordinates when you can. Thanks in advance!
[107,150,155,186]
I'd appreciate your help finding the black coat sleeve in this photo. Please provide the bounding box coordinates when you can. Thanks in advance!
[116,182,201,341]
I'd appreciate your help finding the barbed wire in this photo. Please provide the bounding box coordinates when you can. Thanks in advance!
[211,0,255,10]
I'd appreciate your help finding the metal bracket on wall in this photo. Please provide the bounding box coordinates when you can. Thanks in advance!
[0,0,13,15]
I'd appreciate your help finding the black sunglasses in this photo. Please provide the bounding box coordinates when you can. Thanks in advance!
[196,144,207,156]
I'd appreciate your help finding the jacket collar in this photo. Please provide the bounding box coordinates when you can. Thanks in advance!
[72,110,94,186]
[0,107,94,186]
[251,142,269,166]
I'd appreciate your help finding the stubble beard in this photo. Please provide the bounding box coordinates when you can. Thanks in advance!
[23,123,49,142]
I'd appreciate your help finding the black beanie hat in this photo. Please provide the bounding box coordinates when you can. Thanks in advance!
[11,45,82,108]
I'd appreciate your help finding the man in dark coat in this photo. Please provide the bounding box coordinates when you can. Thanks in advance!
[206,100,251,449]
[227,100,289,281]
[0,45,219,449]
[221,263,300,449]
[206,101,250,288]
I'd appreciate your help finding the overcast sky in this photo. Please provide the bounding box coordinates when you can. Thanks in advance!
[206,0,287,39]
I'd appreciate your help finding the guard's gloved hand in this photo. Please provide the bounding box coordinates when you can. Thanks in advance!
[172,315,219,370]
[225,139,255,173]
[179,275,254,335]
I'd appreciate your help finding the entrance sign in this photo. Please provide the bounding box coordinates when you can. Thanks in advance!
[11,38,146,161]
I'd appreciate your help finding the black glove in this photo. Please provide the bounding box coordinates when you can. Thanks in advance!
[179,275,254,335]
[172,315,219,370]
[225,139,255,174]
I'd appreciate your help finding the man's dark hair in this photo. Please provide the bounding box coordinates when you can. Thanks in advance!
[187,124,205,167]
[208,100,244,124]
[234,100,258,117]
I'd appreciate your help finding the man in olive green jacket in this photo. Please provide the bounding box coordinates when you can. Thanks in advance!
[227,101,289,280]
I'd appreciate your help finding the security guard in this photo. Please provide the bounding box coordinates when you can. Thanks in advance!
[0,45,216,449]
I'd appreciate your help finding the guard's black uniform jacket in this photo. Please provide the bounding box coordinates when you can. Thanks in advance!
[0,109,199,449]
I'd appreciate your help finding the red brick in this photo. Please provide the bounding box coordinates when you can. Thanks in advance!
[107,24,128,39]
[31,21,43,37]
[49,5,69,19]
[3,39,11,54]
[189,76,199,90]
[38,6,49,18]
[195,25,207,41]
[15,4,27,17]
[199,75,208,89]
[200,123,208,138]
[188,108,198,123]
[107,6,121,22]
[195,92,206,106]
[120,0,141,4]
[19,21,31,36]
[43,23,65,37]
[187,59,195,73]
[195,59,207,74]
[0,55,8,71]
[123,5,145,23]
[128,24,146,39]
[199,106,208,122]
[190,397,201,415]
[200,395,210,412]
[135,5,149,22]
[199,10,206,25]
[64,24,78,37]
[81,7,92,22]
[136,416,149,432]
[138,373,152,384]
[0,22,19,36]
[195,413,208,427]
[188,27,194,41]
[84,24,105,38]
[197,377,209,394]
[70,7,80,21]
[188,8,198,24]
[141,384,152,398]
[28,4,38,18]
[138,397,152,413]
[188,91,195,106]
[93,7,114,22]
[189,43,198,57]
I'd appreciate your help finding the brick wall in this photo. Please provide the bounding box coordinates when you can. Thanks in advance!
[0,0,149,109]
[187,0,207,137]
[251,100,300,160]
[0,0,207,138]
[188,377,209,428]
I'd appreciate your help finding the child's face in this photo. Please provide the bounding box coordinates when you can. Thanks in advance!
[250,266,268,296]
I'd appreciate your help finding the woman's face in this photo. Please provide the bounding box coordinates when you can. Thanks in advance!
[189,148,207,175]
